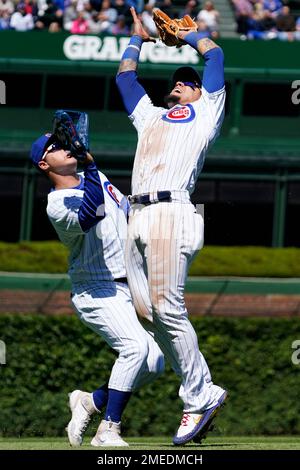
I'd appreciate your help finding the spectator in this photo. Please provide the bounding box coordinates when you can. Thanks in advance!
[0,0,297,41]
[155,0,173,17]
[294,16,300,40]
[196,17,212,38]
[70,10,90,32]
[125,0,144,14]
[87,9,102,31]
[49,17,62,29]
[0,11,10,29]
[53,0,65,10]
[96,0,117,31]
[37,0,48,15]
[110,13,129,33]
[263,0,282,17]
[22,0,38,17]
[232,0,253,16]
[141,1,157,36]
[247,7,277,39]
[113,0,130,19]
[232,0,253,35]
[180,0,199,19]
[10,4,35,30]
[0,0,14,16]
[63,0,77,30]
[90,0,102,11]
[77,0,91,12]
[260,9,277,35]
[0,0,13,30]
[276,5,295,32]
[197,1,220,37]
[35,0,64,30]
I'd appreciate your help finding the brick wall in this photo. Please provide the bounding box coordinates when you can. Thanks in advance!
[1,290,300,316]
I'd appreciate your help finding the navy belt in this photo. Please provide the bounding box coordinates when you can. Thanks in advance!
[129,191,172,205]
[114,277,127,284]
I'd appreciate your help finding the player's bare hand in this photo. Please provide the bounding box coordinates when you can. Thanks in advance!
[130,7,156,43]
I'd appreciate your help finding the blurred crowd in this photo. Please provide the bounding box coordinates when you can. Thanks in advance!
[0,0,299,41]
[0,0,220,36]
[232,0,300,40]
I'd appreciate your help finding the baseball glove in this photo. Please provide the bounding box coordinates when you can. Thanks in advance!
[52,110,89,161]
[152,8,197,47]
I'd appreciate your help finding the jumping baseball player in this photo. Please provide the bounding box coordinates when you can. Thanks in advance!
[30,119,164,447]
[116,8,227,445]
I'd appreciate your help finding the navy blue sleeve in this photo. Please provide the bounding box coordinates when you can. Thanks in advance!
[116,71,147,115]
[78,162,105,232]
[202,48,225,94]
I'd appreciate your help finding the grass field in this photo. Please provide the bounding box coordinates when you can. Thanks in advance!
[1,436,300,450]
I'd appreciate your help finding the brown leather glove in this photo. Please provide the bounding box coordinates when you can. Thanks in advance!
[152,8,197,47]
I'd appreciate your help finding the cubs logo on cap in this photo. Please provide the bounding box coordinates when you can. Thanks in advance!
[162,104,195,123]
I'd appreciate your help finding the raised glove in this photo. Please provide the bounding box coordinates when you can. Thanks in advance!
[52,110,89,161]
[152,8,197,47]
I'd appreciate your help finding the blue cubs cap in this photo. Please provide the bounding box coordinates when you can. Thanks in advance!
[172,67,202,88]
[30,133,55,168]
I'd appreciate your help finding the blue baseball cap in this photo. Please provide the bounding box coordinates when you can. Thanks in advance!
[30,133,55,168]
[172,67,202,88]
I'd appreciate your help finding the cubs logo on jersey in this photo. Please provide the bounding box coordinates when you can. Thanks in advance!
[104,181,121,206]
[162,104,195,124]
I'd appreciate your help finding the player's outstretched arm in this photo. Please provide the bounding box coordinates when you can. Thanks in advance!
[178,32,224,94]
[78,153,106,232]
[118,7,155,74]
[116,7,156,115]
[177,32,220,56]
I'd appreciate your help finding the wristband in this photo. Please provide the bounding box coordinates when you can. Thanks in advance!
[121,36,143,62]
[183,32,203,49]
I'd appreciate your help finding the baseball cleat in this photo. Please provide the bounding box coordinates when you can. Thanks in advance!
[66,390,96,447]
[192,421,215,444]
[91,419,129,447]
[173,390,228,446]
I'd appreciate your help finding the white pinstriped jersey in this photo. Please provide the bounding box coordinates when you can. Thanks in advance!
[47,171,128,286]
[129,86,225,195]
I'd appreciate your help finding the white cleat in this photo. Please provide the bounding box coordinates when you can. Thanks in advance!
[173,412,203,444]
[67,390,96,447]
[91,419,129,447]
[173,390,228,445]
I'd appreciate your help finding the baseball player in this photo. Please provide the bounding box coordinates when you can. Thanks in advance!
[116,8,227,445]
[30,123,164,447]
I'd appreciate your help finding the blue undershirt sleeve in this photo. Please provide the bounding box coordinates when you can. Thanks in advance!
[78,161,105,232]
[183,32,225,94]
[202,48,225,94]
[116,71,146,115]
[116,35,146,115]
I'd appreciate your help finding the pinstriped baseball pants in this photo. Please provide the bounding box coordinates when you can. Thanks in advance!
[126,202,224,413]
[71,281,164,392]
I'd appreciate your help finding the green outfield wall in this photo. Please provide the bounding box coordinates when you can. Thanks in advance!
[1,272,300,295]
[0,31,299,68]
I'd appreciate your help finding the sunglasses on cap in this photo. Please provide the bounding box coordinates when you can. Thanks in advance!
[182,81,201,90]
[41,141,63,160]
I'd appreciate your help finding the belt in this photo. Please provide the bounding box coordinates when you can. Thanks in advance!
[128,190,191,206]
[114,277,127,284]
[128,191,171,205]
